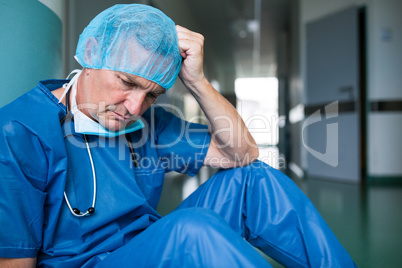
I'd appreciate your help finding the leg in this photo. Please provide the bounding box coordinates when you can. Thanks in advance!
[97,208,271,267]
[178,160,356,267]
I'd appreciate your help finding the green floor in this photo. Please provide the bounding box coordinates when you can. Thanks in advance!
[285,178,402,268]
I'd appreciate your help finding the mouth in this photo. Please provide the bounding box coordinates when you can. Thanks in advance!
[112,111,131,122]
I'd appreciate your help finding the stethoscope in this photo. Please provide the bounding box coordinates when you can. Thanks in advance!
[59,71,139,217]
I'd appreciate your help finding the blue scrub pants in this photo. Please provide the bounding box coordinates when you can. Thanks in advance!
[99,160,356,267]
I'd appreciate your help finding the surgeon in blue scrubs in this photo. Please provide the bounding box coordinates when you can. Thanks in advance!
[0,4,356,268]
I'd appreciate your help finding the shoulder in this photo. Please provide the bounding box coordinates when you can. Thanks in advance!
[0,81,67,144]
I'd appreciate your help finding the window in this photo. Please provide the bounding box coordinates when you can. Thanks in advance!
[235,77,280,168]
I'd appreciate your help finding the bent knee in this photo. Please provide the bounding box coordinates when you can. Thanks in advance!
[213,160,273,181]
[168,208,230,235]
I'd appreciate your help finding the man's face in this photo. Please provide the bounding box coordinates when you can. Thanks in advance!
[77,69,166,132]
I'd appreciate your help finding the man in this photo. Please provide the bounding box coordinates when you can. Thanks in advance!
[0,4,356,267]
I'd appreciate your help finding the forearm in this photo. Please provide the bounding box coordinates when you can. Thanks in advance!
[184,77,259,164]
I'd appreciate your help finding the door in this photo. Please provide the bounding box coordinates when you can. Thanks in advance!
[304,7,365,183]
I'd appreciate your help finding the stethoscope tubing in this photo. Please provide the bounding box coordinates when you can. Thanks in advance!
[60,78,97,217]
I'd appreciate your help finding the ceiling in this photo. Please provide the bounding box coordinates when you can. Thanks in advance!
[186,0,291,79]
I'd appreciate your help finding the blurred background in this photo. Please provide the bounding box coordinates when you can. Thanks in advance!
[0,0,401,267]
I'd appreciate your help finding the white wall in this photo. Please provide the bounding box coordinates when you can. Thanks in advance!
[369,0,402,100]
[367,0,402,177]
[369,114,402,175]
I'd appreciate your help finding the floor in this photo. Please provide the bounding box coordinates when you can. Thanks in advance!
[157,170,402,268]
[267,177,402,268]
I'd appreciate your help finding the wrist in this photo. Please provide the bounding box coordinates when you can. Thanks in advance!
[183,76,210,96]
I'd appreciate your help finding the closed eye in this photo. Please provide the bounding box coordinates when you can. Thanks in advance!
[121,79,137,87]
[147,92,158,100]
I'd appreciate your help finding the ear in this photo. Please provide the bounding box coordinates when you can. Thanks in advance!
[83,37,98,65]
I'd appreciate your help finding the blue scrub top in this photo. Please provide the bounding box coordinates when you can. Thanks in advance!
[0,80,211,267]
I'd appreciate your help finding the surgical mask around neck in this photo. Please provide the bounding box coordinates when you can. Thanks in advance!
[60,69,145,137]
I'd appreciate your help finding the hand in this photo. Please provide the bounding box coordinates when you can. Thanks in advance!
[176,25,206,89]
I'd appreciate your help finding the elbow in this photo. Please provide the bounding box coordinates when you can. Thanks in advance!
[249,146,259,162]
[243,136,259,165]
[233,145,259,167]
[244,133,259,165]
[245,145,259,165]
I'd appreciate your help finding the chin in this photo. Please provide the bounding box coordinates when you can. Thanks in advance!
[102,122,123,132]
[108,126,123,132]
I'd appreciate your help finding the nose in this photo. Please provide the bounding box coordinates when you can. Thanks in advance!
[124,92,147,116]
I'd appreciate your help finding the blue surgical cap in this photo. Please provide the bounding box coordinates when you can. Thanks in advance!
[75,4,182,89]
